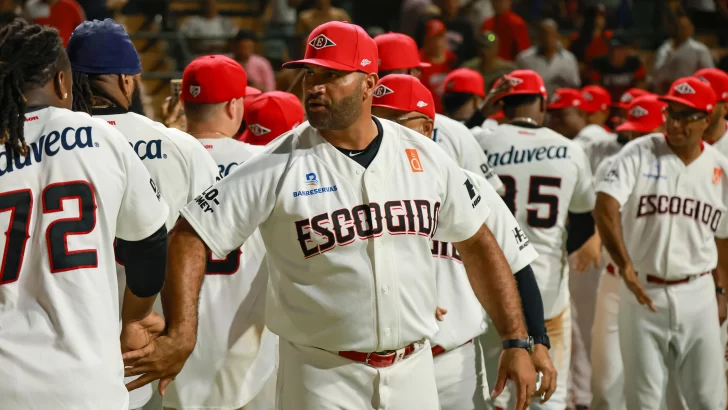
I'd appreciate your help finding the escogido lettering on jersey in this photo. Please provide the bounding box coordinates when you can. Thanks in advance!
[293,172,338,197]
[129,139,166,160]
[431,240,462,264]
[0,126,97,176]
[637,194,723,232]
[294,199,442,258]
[484,144,568,167]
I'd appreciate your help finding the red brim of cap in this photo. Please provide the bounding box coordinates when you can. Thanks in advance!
[282,58,357,72]
[658,95,707,112]
[245,86,262,96]
[372,102,434,120]
[612,102,629,110]
[418,61,431,68]
[547,101,573,110]
[616,119,661,133]
[239,129,273,146]
[492,90,543,103]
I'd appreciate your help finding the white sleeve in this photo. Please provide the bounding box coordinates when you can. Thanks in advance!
[116,139,169,241]
[698,46,716,69]
[568,144,597,213]
[457,124,504,193]
[185,138,220,202]
[595,141,641,206]
[179,150,281,258]
[432,152,491,243]
[465,170,538,273]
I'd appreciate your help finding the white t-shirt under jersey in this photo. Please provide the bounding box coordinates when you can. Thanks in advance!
[480,123,596,319]
[180,118,491,352]
[0,107,168,410]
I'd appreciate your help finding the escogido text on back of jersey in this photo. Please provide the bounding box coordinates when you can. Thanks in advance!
[0,126,96,176]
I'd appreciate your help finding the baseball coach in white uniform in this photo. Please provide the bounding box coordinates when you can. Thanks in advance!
[123,21,539,410]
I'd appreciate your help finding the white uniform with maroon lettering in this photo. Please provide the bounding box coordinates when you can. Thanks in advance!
[163,136,276,410]
[434,114,504,193]
[477,123,596,410]
[432,169,538,410]
[573,124,615,149]
[0,107,168,410]
[179,118,491,410]
[597,133,728,409]
[95,112,219,410]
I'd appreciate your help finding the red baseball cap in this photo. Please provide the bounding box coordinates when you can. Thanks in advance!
[694,68,728,103]
[425,19,447,38]
[375,32,430,72]
[371,74,435,120]
[282,21,378,74]
[443,68,485,98]
[490,70,547,103]
[659,76,717,113]
[245,86,262,97]
[547,88,585,110]
[240,91,305,146]
[616,95,667,133]
[614,88,651,109]
[581,85,612,113]
[182,55,247,104]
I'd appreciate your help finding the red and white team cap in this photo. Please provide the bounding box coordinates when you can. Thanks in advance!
[659,76,717,113]
[239,91,305,146]
[547,88,586,110]
[371,74,436,120]
[694,68,728,103]
[614,88,651,110]
[283,21,378,74]
[182,55,248,104]
[581,85,612,113]
[375,32,430,72]
[443,68,486,98]
[490,70,548,103]
[616,95,667,133]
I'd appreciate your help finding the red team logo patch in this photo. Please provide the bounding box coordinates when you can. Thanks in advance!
[405,149,423,172]
[714,168,723,184]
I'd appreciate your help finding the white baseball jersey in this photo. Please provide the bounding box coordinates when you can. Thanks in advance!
[164,136,273,410]
[434,114,504,193]
[584,138,624,175]
[709,121,728,158]
[432,170,538,350]
[96,112,218,409]
[597,134,728,278]
[0,107,168,410]
[573,124,615,149]
[179,118,491,352]
[480,124,596,319]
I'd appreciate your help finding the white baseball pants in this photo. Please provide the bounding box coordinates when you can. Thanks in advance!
[618,273,726,410]
[434,339,489,410]
[275,338,439,410]
[590,271,623,410]
[568,261,601,408]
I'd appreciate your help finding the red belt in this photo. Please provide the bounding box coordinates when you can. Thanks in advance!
[606,264,709,285]
[339,342,419,368]
[431,339,472,358]
[607,263,616,275]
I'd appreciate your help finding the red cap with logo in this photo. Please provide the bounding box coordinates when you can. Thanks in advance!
[614,88,651,109]
[375,32,430,72]
[547,88,586,110]
[371,74,436,120]
[282,21,378,74]
[694,68,728,103]
[659,76,717,113]
[616,95,667,133]
[239,91,305,146]
[443,68,485,98]
[581,85,612,113]
[182,55,247,104]
[490,70,547,103]
[425,19,447,38]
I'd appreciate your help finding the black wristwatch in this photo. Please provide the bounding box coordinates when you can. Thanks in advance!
[717,286,726,295]
[533,335,551,350]
[502,336,534,354]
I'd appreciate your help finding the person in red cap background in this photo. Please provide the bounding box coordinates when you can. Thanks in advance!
[546,88,588,140]
[594,76,728,410]
[374,32,431,78]
[151,20,537,410]
[372,73,548,410]
[440,68,486,122]
[694,68,728,157]
[481,0,530,61]
[573,85,615,147]
[419,18,457,114]
[239,91,305,146]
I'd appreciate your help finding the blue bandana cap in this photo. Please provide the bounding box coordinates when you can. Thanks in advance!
[67,19,142,75]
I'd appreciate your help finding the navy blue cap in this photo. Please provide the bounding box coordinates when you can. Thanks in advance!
[67,19,142,75]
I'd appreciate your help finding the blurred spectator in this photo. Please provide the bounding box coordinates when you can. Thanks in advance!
[0,0,19,25]
[441,68,485,121]
[570,5,612,81]
[262,0,298,64]
[685,0,718,31]
[419,19,457,114]
[296,0,351,44]
[400,0,439,37]
[516,19,580,95]
[25,0,85,47]
[652,13,714,94]
[461,0,493,32]
[481,0,530,61]
[434,0,476,63]
[718,0,728,47]
[461,30,517,92]
[180,0,237,54]
[239,91,305,146]
[587,34,647,101]
[74,0,109,21]
[232,30,276,92]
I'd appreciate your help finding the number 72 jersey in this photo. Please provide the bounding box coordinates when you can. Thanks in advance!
[480,124,596,318]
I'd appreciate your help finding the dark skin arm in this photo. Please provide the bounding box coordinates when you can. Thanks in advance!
[714,238,728,324]
[122,219,207,394]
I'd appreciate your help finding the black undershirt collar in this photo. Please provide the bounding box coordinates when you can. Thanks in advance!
[91,105,129,116]
[26,105,50,113]
[334,117,384,169]
[510,121,542,129]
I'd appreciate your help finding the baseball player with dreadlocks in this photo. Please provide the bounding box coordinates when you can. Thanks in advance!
[0,19,169,409]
